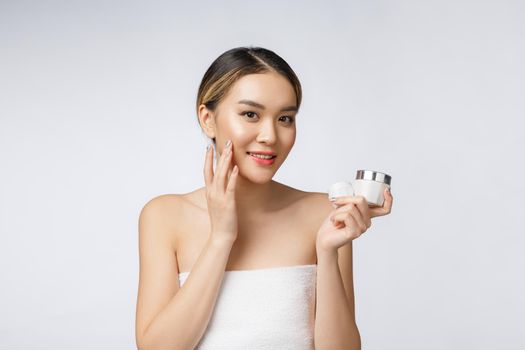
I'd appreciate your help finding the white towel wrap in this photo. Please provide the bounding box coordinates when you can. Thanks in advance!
[178,264,317,350]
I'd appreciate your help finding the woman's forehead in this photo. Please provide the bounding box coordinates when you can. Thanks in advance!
[225,73,297,108]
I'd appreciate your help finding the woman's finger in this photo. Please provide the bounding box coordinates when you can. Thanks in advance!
[203,144,214,188]
[214,141,227,176]
[332,195,371,227]
[331,204,368,232]
[344,216,363,239]
[340,215,360,240]
[353,195,371,227]
[226,165,239,195]
[369,188,393,218]
[215,140,233,192]
[332,195,367,208]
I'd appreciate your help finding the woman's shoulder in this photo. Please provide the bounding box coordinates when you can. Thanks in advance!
[140,186,331,218]
[138,194,182,239]
[138,189,207,252]
[275,183,334,220]
[299,190,334,219]
[275,185,333,244]
[278,182,331,207]
[141,188,207,217]
[140,193,183,216]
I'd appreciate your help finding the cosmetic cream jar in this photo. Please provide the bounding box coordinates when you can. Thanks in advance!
[328,170,392,207]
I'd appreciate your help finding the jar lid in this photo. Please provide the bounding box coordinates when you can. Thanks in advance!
[356,170,392,185]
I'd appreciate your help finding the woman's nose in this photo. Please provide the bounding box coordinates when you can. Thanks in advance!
[255,120,277,144]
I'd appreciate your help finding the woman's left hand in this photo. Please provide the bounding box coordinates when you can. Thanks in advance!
[316,188,394,253]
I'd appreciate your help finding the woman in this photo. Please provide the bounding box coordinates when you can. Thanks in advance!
[135,46,393,350]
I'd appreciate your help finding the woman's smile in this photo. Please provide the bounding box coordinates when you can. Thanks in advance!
[247,152,276,165]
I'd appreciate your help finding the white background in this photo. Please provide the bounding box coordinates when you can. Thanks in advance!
[1,0,524,349]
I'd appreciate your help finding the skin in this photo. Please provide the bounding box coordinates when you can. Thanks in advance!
[199,71,298,214]
[135,70,394,350]
[187,71,314,270]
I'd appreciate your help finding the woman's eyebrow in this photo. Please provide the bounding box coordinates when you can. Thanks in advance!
[237,99,298,112]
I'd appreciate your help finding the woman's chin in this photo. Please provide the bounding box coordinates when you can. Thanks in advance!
[240,170,275,185]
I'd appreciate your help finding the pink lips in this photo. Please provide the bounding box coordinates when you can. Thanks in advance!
[248,152,276,165]
[247,150,276,156]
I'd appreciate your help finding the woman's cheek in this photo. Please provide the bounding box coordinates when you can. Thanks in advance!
[228,121,253,143]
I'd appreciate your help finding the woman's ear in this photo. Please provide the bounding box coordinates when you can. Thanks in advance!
[197,104,216,140]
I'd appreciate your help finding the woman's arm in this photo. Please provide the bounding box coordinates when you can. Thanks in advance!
[314,188,393,349]
[135,196,234,350]
[137,141,240,350]
[315,243,361,350]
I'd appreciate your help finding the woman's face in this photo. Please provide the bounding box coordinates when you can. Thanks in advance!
[205,71,298,184]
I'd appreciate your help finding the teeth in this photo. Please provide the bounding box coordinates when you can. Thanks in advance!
[250,153,274,159]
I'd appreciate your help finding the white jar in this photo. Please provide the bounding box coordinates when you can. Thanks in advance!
[328,170,392,207]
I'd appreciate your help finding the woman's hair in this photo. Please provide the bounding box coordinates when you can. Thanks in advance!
[196,46,302,145]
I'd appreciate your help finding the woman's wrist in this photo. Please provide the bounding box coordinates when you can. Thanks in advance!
[209,235,236,249]
[316,244,339,261]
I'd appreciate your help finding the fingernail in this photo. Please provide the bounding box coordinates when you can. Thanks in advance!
[206,144,211,151]
[225,139,231,147]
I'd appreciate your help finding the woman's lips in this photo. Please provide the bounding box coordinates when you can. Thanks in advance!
[247,152,276,165]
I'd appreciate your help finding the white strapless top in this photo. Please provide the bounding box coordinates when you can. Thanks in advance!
[178,264,317,350]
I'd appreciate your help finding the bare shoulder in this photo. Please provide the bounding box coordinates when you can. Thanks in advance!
[296,189,334,219]
[138,192,193,252]
[140,194,183,224]
[275,183,333,235]
[136,193,185,344]
[141,193,183,213]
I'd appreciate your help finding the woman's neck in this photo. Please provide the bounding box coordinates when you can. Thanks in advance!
[234,178,281,214]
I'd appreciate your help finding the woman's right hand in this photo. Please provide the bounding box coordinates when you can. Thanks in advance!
[203,139,239,244]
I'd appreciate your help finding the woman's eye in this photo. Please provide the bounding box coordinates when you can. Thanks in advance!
[280,116,295,124]
[241,111,257,119]
[241,111,294,124]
